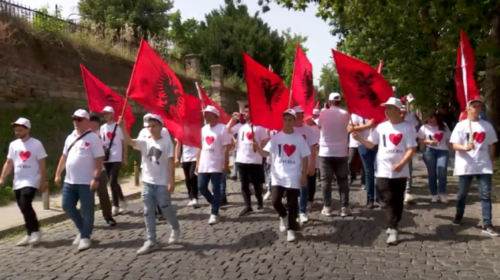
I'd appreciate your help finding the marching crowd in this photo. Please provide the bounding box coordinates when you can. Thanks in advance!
[0,92,497,254]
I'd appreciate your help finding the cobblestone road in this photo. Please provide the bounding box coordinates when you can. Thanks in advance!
[1,157,500,280]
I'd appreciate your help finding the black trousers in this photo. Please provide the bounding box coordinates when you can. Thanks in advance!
[182,161,198,200]
[104,162,124,207]
[237,163,263,208]
[97,171,112,219]
[348,147,365,184]
[307,171,318,203]
[271,186,300,231]
[376,178,406,229]
[15,187,39,235]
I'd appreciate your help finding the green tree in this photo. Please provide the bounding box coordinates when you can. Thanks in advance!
[281,28,308,86]
[77,0,174,39]
[33,4,66,33]
[319,61,341,96]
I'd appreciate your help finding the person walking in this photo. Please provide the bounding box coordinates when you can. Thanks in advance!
[55,109,104,251]
[175,138,200,208]
[0,118,47,246]
[119,114,181,254]
[253,109,310,242]
[196,106,232,225]
[305,118,320,208]
[417,112,451,203]
[347,113,366,187]
[353,97,417,245]
[100,106,127,216]
[226,105,269,216]
[317,92,351,217]
[401,105,419,204]
[449,98,498,236]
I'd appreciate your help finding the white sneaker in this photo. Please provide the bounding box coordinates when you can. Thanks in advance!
[386,229,399,245]
[361,184,366,190]
[72,234,81,245]
[187,200,194,206]
[438,194,448,203]
[263,191,271,201]
[78,238,91,251]
[404,193,415,204]
[299,213,309,224]
[431,195,439,203]
[112,206,120,216]
[340,207,351,217]
[191,199,198,207]
[29,231,42,245]
[286,230,296,242]
[137,240,158,255]
[168,230,181,244]
[321,206,332,217]
[16,235,30,246]
[279,217,288,232]
[208,214,219,225]
[385,228,391,235]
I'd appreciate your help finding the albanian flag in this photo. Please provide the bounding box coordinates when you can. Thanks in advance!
[243,52,290,131]
[291,44,315,119]
[196,83,231,124]
[455,30,480,112]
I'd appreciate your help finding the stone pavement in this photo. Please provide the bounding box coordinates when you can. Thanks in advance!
[1,156,500,280]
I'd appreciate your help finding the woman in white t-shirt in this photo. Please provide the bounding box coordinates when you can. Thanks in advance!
[254,109,310,242]
[417,113,451,203]
[174,138,200,208]
[353,97,417,245]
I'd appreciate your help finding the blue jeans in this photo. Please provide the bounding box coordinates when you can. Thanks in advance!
[422,147,449,195]
[198,173,223,215]
[299,185,308,214]
[142,182,180,243]
[358,145,380,201]
[62,183,95,239]
[456,174,493,226]
[221,172,227,199]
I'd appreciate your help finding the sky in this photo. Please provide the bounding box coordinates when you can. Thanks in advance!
[16,0,339,85]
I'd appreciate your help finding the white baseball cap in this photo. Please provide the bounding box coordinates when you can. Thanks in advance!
[313,109,320,115]
[143,113,152,127]
[329,92,341,101]
[144,114,164,126]
[381,97,404,109]
[11,117,31,129]
[73,109,90,120]
[293,105,304,113]
[102,106,114,114]
[467,97,482,108]
[283,109,297,118]
[203,105,220,117]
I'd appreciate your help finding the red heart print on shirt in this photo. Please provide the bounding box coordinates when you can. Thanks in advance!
[283,144,296,157]
[205,136,215,145]
[389,134,403,146]
[246,132,253,140]
[84,142,90,148]
[473,132,486,144]
[433,133,443,142]
[302,134,306,140]
[106,132,115,139]
[19,151,31,162]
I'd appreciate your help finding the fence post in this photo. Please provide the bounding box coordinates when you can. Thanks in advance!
[42,182,49,210]
[134,161,139,186]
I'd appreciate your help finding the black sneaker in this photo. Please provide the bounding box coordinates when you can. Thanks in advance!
[349,178,355,185]
[452,215,462,226]
[238,207,253,217]
[221,197,228,206]
[105,218,117,227]
[482,225,499,237]
[257,202,264,211]
[365,200,375,209]
[376,199,387,209]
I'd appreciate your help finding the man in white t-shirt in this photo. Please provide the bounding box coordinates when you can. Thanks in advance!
[449,98,498,236]
[119,114,181,254]
[317,92,351,217]
[55,109,105,251]
[196,105,232,225]
[227,105,269,217]
[0,118,47,246]
[401,105,420,204]
[347,113,366,186]
[100,106,127,215]
[254,109,310,242]
[312,108,320,120]
[353,97,417,245]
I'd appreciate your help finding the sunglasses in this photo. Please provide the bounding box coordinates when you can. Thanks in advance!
[72,117,84,122]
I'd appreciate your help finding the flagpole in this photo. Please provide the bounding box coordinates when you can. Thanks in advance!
[195,81,206,110]
[122,39,145,120]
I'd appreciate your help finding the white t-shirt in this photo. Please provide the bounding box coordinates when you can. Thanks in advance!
[264,131,311,189]
[293,125,318,167]
[63,130,105,184]
[265,129,279,164]
[100,123,124,163]
[369,121,417,178]
[7,138,47,190]
[317,107,349,157]
[231,123,269,164]
[138,127,171,168]
[135,137,174,185]
[94,131,106,171]
[198,123,232,173]
[417,124,451,151]
[450,119,497,176]
[349,114,370,148]
[181,145,199,163]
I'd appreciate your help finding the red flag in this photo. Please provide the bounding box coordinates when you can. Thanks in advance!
[376,60,383,74]
[314,101,319,109]
[291,44,315,119]
[80,64,135,132]
[243,52,290,130]
[126,39,186,142]
[197,84,232,124]
[181,94,202,148]
[459,110,468,122]
[455,30,480,112]
[332,50,394,123]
